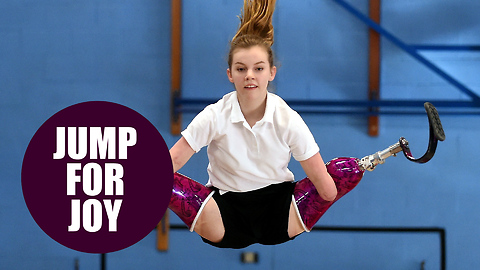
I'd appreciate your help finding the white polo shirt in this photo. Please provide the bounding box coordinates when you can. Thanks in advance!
[181,91,319,193]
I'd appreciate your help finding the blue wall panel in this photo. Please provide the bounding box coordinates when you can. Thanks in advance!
[1,0,479,269]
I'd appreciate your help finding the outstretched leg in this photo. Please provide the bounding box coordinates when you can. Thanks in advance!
[292,128,443,231]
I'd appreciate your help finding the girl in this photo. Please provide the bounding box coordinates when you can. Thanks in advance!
[169,0,337,249]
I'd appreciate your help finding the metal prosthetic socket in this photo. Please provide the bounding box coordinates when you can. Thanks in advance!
[168,173,214,231]
[294,102,445,231]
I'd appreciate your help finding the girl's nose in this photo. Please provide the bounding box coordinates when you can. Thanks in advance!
[245,69,255,80]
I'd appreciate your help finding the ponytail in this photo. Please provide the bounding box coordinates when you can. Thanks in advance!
[232,0,276,47]
[228,0,277,68]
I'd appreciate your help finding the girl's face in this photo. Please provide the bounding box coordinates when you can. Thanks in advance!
[227,45,276,100]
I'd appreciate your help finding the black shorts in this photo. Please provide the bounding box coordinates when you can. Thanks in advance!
[202,181,297,249]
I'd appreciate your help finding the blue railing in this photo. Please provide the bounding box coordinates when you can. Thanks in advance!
[174,1,480,115]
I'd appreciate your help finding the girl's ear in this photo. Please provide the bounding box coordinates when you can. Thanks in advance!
[269,66,277,81]
[227,68,234,83]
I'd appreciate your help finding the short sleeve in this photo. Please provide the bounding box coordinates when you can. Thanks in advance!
[181,105,217,153]
[287,112,319,161]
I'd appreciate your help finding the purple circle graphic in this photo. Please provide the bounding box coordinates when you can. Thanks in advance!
[22,101,173,253]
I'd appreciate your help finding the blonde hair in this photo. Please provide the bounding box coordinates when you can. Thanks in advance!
[228,0,277,68]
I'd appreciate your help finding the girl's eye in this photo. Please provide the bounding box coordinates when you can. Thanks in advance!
[237,68,245,72]
[256,67,264,71]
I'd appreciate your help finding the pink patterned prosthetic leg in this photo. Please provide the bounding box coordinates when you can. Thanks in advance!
[294,157,365,231]
[169,173,214,231]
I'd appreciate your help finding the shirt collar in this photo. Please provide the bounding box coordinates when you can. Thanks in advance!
[259,93,275,124]
[230,92,244,123]
[230,91,275,124]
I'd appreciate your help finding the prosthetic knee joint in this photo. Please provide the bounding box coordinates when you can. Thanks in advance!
[168,173,214,231]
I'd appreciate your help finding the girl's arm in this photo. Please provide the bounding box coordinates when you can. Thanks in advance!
[299,152,337,201]
[170,137,195,173]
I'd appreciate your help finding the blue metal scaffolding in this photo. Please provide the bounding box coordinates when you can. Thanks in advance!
[173,0,480,117]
